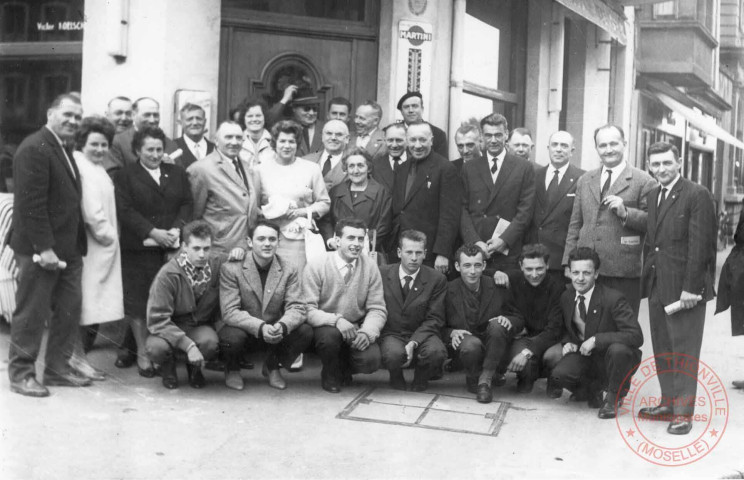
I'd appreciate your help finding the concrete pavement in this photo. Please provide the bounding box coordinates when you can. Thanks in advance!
[1,250,743,479]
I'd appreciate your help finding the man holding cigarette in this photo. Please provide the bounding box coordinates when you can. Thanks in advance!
[639,142,716,435]
[562,124,655,319]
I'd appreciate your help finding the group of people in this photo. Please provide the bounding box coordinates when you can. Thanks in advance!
[6,86,719,438]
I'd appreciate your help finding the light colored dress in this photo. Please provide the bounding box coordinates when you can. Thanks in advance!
[256,156,330,271]
[75,151,124,325]
[239,129,275,169]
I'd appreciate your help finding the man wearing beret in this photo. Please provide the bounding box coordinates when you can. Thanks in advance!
[397,92,448,158]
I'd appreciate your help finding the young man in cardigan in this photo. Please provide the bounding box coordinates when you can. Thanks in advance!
[303,217,388,393]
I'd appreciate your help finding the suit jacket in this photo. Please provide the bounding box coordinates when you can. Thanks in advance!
[220,253,306,337]
[371,152,398,193]
[642,177,716,305]
[169,136,215,171]
[380,263,447,344]
[444,276,523,338]
[451,157,464,175]
[10,126,87,259]
[350,128,386,158]
[187,150,260,256]
[304,150,347,192]
[560,284,643,351]
[110,127,177,168]
[529,164,585,270]
[429,123,449,158]
[461,153,535,261]
[392,150,462,259]
[114,161,193,251]
[563,164,656,277]
[319,178,392,249]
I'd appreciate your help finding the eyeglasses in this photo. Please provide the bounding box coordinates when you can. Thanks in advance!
[299,106,319,112]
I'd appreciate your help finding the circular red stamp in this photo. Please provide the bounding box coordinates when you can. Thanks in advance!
[615,353,728,467]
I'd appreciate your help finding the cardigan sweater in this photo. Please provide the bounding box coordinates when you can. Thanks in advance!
[303,252,387,341]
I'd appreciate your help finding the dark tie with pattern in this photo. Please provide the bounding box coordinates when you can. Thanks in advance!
[391,156,401,172]
[576,294,587,338]
[402,275,412,299]
[322,154,332,176]
[601,169,612,199]
[405,162,417,199]
[546,168,560,204]
[657,187,668,210]
[491,160,498,175]
[233,158,248,190]
[344,263,353,284]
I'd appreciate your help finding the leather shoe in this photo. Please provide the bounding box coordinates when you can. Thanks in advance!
[516,376,534,394]
[114,353,136,369]
[10,377,49,397]
[45,371,92,387]
[667,418,693,435]
[389,370,407,391]
[267,369,287,390]
[732,380,744,389]
[598,398,623,419]
[588,390,604,409]
[476,383,493,403]
[638,405,673,421]
[410,381,428,392]
[204,359,226,372]
[186,364,206,389]
[546,378,562,399]
[465,376,478,394]
[322,380,340,393]
[138,366,156,378]
[225,370,244,391]
[161,358,178,389]
[70,357,106,381]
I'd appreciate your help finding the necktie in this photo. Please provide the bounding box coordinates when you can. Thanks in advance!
[344,263,353,284]
[490,160,498,175]
[658,187,668,209]
[402,275,412,299]
[405,161,417,199]
[576,295,587,338]
[322,154,332,176]
[391,156,401,172]
[62,145,77,179]
[546,168,560,203]
[601,169,612,199]
[232,158,248,189]
[194,142,203,160]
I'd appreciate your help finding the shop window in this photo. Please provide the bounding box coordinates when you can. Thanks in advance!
[227,0,366,22]
[0,2,29,41]
[40,73,71,117]
[1,74,28,119]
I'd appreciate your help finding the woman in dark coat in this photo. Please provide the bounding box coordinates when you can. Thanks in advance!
[320,146,392,253]
[114,126,193,376]
[717,203,744,388]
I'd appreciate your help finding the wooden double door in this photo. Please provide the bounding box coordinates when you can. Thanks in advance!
[219,0,380,124]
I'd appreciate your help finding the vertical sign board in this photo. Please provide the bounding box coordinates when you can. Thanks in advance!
[396,20,434,117]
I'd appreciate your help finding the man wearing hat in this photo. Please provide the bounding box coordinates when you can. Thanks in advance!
[397,92,448,158]
[268,84,323,157]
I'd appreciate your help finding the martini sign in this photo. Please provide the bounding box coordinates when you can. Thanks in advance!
[396,21,434,117]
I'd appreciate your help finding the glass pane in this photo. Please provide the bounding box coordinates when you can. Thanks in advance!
[463,13,499,89]
[460,92,494,123]
[653,1,676,17]
[0,0,84,42]
[1,3,28,41]
[233,0,366,22]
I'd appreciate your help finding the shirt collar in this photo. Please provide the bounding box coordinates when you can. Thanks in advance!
[184,135,203,151]
[602,161,626,177]
[661,174,680,193]
[575,285,595,306]
[487,149,506,165]
[398,265,420,283]
[334,252,357,271]
[390,151,407,162]
[45,126,67,150]
[549,162,570,176]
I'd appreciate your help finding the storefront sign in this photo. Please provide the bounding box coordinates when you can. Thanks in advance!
[35,22,85,31]
[395,20,434,116]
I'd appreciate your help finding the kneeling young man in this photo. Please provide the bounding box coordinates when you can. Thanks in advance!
[445,243,523,403]
[304,218,387,393]
[379,230,448,392]
[550,247,643,418]
[146,221,221,389]
[219,220,312,391]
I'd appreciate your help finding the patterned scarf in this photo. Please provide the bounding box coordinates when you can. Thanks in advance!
[177,251,212,299]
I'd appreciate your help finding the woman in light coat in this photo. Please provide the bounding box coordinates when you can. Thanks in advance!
[71,116,125,379]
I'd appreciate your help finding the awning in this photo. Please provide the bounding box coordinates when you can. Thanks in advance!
[555,0,627,45]
[653,91,744,150]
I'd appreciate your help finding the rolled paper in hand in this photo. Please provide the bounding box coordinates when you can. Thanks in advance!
[32,254,67,269]
[664,295,703,315]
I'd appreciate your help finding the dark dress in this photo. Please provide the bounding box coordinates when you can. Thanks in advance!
[320,178,392,251]
[114,161,193,317]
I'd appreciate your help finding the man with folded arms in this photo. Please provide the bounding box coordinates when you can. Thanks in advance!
[146,220,221,390]
[380,229,448,392]
[304,218,387,393]
[444,243,522,403]
[219,220,311,391]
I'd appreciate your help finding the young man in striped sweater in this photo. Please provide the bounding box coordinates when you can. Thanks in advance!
[303,217,388,393]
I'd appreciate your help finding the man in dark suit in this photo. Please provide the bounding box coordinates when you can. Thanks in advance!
[444,243,523,403]
[461,113,535,275]
[327,96,352,125]
[110,97,177,169]
[550,247,643,419]
[102,96,133,173]
[397,92,448,158]
[380,230,447,391]
[303,120,349,192]
[451,120,482,174]
[507,127,535,163]
[391,121,461,273]
[639,142,717,435]
[8,93,90,397]
[170,103,215,171]
[350,101,386,158]
[563,124,655,319]
[371,122,407,194]
[530,131,584,284]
